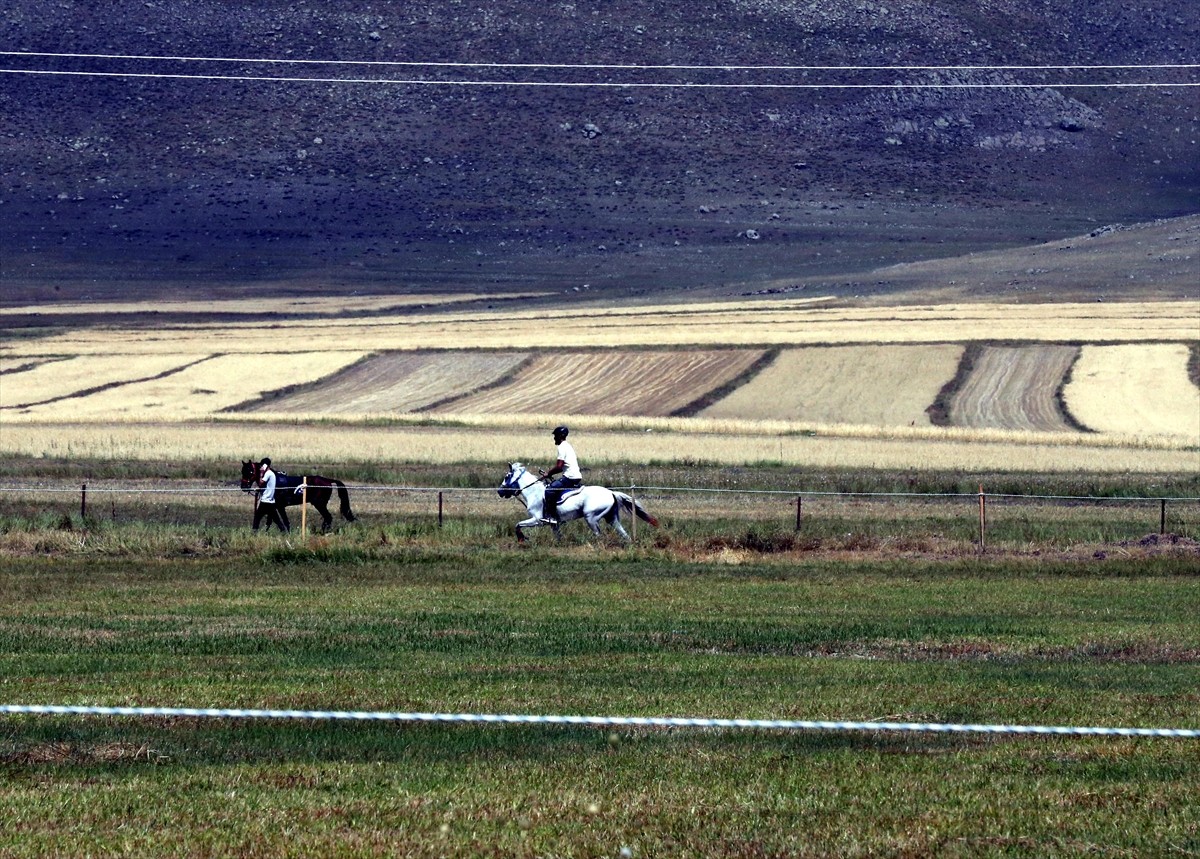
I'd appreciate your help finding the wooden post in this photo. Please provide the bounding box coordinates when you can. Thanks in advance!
[977,484,986,551]
[301,478,308,534]
[438,491,444,528]
[1160,499,1167,535]
[631,486,637,543]
[81,483,87,519]
[795,496,803,532]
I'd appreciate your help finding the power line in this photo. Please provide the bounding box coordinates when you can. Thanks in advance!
[2,68,1196,89]
[2,49,1197,73]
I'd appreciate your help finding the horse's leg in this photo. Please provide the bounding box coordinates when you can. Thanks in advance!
[516,515,542,544]
[334,480,356,522]
[315,500,333,532]
[603,498,631,542]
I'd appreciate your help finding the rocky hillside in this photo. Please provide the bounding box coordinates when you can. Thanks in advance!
[2,0,1197,303]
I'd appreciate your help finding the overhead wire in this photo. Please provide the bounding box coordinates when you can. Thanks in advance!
[0,48,1195,88]
[3,49,1198,72]
[1,68,1195,89]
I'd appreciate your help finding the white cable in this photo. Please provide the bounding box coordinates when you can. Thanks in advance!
[1,67,1195,89]
[3,704,1197,737]
[3,49,1196,73]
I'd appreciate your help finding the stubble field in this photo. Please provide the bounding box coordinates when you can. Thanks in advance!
[3,298,1198,473]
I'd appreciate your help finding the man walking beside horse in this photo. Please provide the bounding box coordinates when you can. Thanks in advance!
[241,458,357,533]
[251,457,291,532]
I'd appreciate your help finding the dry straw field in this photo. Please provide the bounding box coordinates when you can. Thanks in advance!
[2,296,1197,472]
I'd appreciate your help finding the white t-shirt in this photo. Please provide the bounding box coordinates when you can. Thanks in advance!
[259,469,277,503]
[556,440,582,479]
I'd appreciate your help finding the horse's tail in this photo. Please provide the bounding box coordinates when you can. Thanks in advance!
[333,479,356,521]
[614,492,658,527]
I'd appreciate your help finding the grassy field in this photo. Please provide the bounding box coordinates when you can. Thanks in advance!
[1,453,1198,856]
[1,542,1198,857]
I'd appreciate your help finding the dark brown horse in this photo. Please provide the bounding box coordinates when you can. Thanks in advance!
[240,460,356,531]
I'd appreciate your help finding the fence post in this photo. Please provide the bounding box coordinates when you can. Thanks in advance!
[300,479,308,534]
[631,485,637,542]
[1160,499,1167,535]
[81,483,87,520]
[438,492,444,528]
[977,484,986,551]
[795,496,803,532]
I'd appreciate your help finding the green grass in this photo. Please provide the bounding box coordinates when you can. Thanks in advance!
[2,549,1198,857]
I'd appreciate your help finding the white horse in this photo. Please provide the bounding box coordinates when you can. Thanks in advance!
[497,462,658,543]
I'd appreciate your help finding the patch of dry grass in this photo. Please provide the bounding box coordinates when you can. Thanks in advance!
[1065,344,1200,439]
[16,352,367,420]
[0,354,209,409]
[1,418,1194,473]
[698,345,961,426]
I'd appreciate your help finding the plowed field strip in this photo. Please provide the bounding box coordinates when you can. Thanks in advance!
[699,345,962,427]
[432,351,766,417]
[1064,344,1200,438]
[949,346,1079,432]
[241,352,529,414]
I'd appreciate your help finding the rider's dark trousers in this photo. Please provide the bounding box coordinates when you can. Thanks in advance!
[253,501,291,532]
[544,477,582,520]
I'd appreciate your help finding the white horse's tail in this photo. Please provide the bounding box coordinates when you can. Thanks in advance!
[613,492,659,527]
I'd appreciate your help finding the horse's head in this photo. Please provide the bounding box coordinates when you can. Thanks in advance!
[240,460,258,492]
[497,462,530,499]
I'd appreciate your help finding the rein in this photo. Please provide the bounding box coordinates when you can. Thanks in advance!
[505,466,543,511]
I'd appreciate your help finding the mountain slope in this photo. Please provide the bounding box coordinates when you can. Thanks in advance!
[2,0,1197,303]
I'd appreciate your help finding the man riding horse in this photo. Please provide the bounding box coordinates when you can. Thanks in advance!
[538,425,582,526]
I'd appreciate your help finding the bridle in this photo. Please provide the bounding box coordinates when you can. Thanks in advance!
[497,464,542,507]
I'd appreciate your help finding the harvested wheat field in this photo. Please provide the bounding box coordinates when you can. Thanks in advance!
[0,292,541,319]
[18,352,367,420]
[698,345,962,427]
[0,354,209,410]
[241,351,530,414]
[6,300,1197,357]
[949,345,1080,432]
[431,350,766,417]
[1064,344,1200,439]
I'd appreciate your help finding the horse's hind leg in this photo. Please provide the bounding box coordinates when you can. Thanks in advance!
[609,517,630,543]
[315,502,333,532]
[603,503,630,542]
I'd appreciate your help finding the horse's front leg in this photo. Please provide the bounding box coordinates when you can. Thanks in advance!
[516,514,542,544]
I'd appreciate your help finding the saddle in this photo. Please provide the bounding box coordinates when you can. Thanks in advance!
[558,486,583,503]
[275,472,306,499]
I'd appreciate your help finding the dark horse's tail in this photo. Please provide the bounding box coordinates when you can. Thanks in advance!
[332,479,356,522]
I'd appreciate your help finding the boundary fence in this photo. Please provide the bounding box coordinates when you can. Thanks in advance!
[1,482,1197,546]
[2,704,1198,739]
